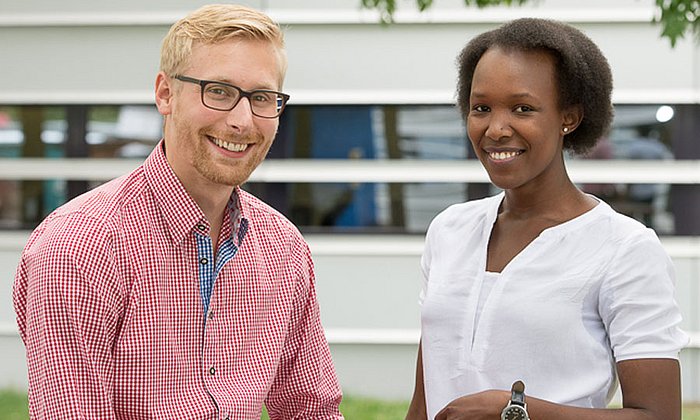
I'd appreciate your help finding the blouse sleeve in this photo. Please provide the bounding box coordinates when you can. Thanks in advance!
[419,215,439,307]
[598,228,689,362]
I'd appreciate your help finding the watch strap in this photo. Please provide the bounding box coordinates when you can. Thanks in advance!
[510,380,526,407]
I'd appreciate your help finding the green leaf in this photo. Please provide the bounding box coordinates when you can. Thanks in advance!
[417,0,434,12]
[360,0,699,47]
[654,0,699,47]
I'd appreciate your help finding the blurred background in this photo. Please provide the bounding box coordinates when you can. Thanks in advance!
[0,0,699,411]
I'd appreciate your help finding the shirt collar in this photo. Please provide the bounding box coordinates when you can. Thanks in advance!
[227,186,248,249]
[143,140,246,246]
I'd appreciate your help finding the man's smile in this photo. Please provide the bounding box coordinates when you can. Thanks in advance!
[208,135,250,153]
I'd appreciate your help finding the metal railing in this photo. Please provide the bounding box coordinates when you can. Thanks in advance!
[0,158,698,183]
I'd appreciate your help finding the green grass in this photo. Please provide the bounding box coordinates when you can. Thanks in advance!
[2,389,700,419]
[261,395,409,419]
[0,389,29,420]
[338,395,410,419]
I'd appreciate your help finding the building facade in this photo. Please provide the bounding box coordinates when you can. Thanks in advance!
[1,0,699,402]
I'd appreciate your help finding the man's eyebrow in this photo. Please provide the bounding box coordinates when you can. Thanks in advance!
[208,76,278,91]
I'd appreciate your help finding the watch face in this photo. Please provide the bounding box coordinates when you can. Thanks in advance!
[501,405,529,420]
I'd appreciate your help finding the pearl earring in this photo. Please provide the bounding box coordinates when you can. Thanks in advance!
[563,127,569,133]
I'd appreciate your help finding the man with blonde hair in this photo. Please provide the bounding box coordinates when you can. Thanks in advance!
[14,4,343,418]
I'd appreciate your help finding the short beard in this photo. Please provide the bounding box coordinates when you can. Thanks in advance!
[193,130,267,187]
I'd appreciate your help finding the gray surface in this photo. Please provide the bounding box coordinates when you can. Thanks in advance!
[2,233,699,402]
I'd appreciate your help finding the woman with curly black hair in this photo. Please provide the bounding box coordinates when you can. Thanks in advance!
[407,18,687,420]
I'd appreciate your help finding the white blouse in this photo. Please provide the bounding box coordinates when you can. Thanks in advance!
[419,193,688,419]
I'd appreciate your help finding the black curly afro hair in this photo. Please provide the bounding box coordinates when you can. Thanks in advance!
[456,18,614,156]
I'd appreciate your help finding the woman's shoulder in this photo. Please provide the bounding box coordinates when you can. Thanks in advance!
[594,201,660,243]
[579,201,668,264]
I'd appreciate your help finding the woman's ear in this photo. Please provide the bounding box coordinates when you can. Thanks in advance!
[562,104,584,134]
[154,72,174,116]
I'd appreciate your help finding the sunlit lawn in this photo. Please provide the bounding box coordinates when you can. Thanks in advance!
[685,405,700,420]
[0,389,29,420]
[3,389,700,419]
[262,395,410,419]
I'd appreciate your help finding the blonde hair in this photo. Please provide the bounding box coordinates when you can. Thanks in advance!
[160,4,287,84]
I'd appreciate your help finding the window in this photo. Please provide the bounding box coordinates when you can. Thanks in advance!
[0,103,698,234]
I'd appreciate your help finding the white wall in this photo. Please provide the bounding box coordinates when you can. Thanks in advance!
[0,0,698,104]
[2,232,699,401]
[1,0,699,403]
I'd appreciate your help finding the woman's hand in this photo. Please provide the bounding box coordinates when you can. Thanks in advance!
[434,359,681,420]
[434,389,510,420]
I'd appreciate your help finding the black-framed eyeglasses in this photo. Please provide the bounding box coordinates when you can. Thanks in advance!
[174,75,290,119]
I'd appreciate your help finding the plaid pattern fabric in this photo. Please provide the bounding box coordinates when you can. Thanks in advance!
[13,142,343,419]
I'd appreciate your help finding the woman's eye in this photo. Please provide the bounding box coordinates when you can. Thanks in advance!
[515,105,533,112]
[472,105,490,112]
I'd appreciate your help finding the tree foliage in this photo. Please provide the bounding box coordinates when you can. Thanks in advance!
[361,0,700,47]
[655,0,700,46]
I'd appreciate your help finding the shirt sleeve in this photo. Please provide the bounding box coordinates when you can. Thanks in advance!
[418,214,439,307]
[264,237,344,419]
[13,213,125,419]
[598,228,689,362]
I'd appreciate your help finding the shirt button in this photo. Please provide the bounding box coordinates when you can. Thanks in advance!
[196,224,206,231]
[200,257,208,265]
[209,366,216,375]
[208,310,214,319]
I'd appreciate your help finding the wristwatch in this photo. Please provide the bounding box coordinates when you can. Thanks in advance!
[501,380,530,420]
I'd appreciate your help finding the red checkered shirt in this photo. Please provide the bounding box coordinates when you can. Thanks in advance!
[13,142,343,419]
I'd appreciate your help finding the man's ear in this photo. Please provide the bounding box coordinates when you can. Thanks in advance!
[155,72,174,116]
[562,104,584,134]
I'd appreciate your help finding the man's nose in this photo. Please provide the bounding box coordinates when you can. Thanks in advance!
[225,97,254,131]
